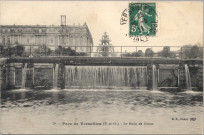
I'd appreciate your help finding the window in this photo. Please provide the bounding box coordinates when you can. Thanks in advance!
[3,37,5,44]
[7,37,10,44]
[51,38,53,43]
[18,29,22,32]
[14,36,18,42]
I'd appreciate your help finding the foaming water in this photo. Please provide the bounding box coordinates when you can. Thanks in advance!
[44,89,61,92]
[181,90,203,94]
[151,90,163,93]
[9,89,32,92]
[61,89,149,92]
[152,65,158,91]
[184,64,192,90]
[1,89,203,134]
[65,66,147,88]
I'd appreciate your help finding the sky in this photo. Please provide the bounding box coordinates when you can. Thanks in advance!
[0,1,203,52]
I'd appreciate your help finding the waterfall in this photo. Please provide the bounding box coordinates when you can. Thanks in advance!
[65,66,147,89]
[184,64,192,90]
[152,65,158,90]
[53,64,59,89]
[21,63,27,89]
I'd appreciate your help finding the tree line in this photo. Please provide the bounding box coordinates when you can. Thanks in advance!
[122,45,203,59]
[0,44,88,57]
[0,43,202,59]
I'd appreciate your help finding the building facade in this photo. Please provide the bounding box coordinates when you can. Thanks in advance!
[0,23,93,53]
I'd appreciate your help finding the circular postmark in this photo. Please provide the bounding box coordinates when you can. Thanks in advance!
[120,2,158,42]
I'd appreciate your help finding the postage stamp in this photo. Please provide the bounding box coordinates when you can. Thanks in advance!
[129,3,157,36]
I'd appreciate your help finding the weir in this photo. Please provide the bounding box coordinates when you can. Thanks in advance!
[65,66,147,88]
[184,64,192,90]
[0,57,203,91]
[21,63,27,89]
[53,64,59,89]
[152,65,158,90]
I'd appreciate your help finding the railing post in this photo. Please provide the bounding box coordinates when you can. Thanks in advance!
[75,46,77,56]
[90,46,91,57]
[136,47,137,58]
[45,46,47,57]
[181,47,182,59]
[30,46,31,56]
[121,46,122,58]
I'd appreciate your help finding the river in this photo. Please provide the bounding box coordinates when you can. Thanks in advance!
[1,89,203,134]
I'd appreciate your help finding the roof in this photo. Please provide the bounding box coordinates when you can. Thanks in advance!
[0,23,94,45]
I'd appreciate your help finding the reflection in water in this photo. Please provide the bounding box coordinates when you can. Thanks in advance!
[1,89,202,109]
[1,89,203,134]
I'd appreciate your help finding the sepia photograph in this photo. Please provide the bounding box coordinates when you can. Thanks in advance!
[0,1,203,134]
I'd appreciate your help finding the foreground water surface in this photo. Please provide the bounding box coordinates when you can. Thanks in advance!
[1,89,203,134]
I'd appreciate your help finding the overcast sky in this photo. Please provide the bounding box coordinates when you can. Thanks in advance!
[0,1,203,52]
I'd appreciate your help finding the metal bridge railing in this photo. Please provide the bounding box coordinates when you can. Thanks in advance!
[0,45,203,60]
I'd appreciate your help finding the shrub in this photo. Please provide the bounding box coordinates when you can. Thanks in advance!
[15,45,25,56]
[190,45,199,58]
[145,48,154,57]
[159,46,171,58]
[0,44,4,57]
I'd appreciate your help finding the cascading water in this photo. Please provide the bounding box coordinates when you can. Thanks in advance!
[184,64,192,90]
[53,64,59,89]
[152,65,158,90]
[65,66,147,89]
[21,63,27,89]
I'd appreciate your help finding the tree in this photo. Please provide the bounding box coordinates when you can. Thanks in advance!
[55,46,63,56]
[0,44,4,57]
[41,44,48,56]
[190,45,199,59]
[55,46,77,56]
[77,52,88,56]
[47,48,52,56]
[182,45,201,59]
[15,45,25,56]
[3,45,16,57]
[132,50,144,57]
[145,48,154,57]
[159,46,170,58]
[182,45,191,59]
[198,47,203,58]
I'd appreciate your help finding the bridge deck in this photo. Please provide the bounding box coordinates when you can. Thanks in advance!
[6,57,203,66]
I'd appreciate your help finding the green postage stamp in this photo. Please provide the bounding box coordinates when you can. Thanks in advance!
[129,3,157,36]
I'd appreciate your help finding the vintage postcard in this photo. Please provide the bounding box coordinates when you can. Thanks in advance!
[0,1,203,134]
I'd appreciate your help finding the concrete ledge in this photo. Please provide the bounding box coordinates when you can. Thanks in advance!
[6,57,203,66]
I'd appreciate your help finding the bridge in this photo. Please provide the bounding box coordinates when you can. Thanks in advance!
[0,56,202,91]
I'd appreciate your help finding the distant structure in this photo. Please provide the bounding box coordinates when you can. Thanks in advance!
[0,15,93,53]
[61,15,66,26]
[96,32,114,57]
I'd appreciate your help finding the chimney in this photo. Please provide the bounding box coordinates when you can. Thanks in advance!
[61,15,66,26]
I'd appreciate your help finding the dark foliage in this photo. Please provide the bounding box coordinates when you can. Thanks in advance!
[122,50,144,57]
[145,48,154,57]
[15,45,25,56]
[159,46,171,58]
[181,45,203,59]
